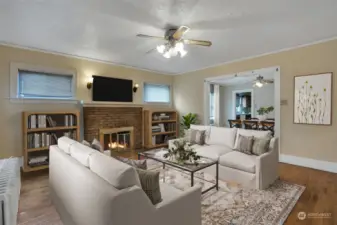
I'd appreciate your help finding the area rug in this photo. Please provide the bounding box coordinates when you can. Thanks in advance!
[151,164,305,225]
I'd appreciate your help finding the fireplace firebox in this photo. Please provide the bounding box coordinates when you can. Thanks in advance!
[99,127,134,152]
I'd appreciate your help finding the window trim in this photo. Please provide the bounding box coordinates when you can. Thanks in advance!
[143,82,172,105]
[10,62,77,101]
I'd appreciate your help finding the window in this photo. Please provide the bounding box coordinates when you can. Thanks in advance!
[143,83,171,103]
[17,70,75,99]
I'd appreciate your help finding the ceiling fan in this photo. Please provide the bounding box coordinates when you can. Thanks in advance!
[253,75,274,88]
[136,26,212,58]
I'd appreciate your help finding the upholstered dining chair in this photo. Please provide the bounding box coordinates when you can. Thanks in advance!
[242,120,259,130]
[260,121,275,136]
[228,119,242,128]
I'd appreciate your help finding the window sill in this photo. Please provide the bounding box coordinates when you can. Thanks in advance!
[9,97,79,104]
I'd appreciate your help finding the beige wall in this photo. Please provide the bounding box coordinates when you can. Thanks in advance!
[0,45,173,158]
[173,39,337,163]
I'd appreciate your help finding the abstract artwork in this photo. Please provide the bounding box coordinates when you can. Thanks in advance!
[294,72,332,125]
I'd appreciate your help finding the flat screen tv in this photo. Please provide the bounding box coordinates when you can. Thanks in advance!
[92,76,133,102]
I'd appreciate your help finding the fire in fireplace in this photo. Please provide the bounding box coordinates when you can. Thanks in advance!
[99,127,134,152]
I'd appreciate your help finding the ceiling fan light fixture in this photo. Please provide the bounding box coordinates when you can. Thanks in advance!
[255,81,263,88]
[175,42,184,51]
[179,49,187,58]
[163,51,171,59]
[156,45,165,54]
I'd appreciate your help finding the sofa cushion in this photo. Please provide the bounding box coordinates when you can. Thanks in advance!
[206,127,237,149]
[219,151,257,173]
[195,145,233,161]
[89,152,141,189]
[136,169,161,205]
[187,129,206,145]
[70,143,96,167]
[252,137,271,156]
[234,134,254,155]
[58,136,77,154]
[190,124,211,141]
[234,129,271,151]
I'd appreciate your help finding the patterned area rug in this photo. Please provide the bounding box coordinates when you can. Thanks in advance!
[152,164,305,225]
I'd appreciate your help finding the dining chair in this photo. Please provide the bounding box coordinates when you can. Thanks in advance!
[260,121,275,136]
[242,120,259,130]
[228,119,242,128]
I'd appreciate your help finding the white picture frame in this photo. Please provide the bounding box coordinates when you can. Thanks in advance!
[294,72,332,125]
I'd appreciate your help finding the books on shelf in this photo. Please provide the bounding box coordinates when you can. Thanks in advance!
[27,131,77,149]
[28,114,76,129]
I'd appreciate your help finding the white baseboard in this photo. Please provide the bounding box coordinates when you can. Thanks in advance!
[280,154,337,173]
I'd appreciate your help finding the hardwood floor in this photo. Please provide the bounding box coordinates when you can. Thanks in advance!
[17,161,337,225]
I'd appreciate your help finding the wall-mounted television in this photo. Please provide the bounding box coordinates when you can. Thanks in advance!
[92,76,133,102]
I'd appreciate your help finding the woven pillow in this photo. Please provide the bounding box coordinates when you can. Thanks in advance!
[91,138,103,151]
[81,140,91,147]
[136,169,162,205]
[252,137,271,156]
[186,129,206,145]
[234,134,254,155]
[115,156,147,170]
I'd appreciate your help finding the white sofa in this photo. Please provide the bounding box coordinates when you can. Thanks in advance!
[50,137,202,225]
[169,125,279,189]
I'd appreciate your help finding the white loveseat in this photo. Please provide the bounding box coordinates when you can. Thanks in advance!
[169,125,279,189]
[50,137,202,225]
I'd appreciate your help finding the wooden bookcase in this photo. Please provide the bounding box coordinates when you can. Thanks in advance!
[143,109,178,149]
[22,111,80,172]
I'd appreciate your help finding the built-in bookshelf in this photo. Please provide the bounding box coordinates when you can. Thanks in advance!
[143,109,178,149]
[22,111,80,172]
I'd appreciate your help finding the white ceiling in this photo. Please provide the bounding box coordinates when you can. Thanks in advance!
[209,67,275,86]
[0,0,336,75]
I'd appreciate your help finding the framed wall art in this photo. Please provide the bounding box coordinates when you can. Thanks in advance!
[294,72,332,125]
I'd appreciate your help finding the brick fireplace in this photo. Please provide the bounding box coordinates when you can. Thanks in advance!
[83,107,143,149]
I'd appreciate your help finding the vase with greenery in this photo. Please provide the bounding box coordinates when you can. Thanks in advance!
[180,113,198,136]
[163,140,201,165]
[256,106,274,120]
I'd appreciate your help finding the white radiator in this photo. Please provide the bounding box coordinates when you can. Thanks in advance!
[0,158,21,225]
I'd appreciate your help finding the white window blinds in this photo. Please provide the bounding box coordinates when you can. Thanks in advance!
[18,70,74,99]
[143,83,170,103]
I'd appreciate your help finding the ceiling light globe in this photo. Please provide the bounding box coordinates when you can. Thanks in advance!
[255,81,263,88]
[175,42,184,51]
[163,51,171,58]
[180,49,187,58]
[156,45,165,54]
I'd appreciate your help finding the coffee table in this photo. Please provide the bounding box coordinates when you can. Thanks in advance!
[138,149,219,194]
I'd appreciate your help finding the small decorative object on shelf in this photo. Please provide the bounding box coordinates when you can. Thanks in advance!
[163,140,200,165]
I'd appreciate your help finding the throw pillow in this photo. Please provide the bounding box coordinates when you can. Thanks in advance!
[234,134,254,155]
[115,156,147,170]
[252,137,271,156]
[187,129,206,145]
[136,169,162,205]
[82,140,91,147]
[91,138,103,151]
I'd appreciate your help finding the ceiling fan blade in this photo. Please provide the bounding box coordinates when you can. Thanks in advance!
[263,80,274,84]
[172,26,190,40]
[184,39,212,47]
[136,34,165,40]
